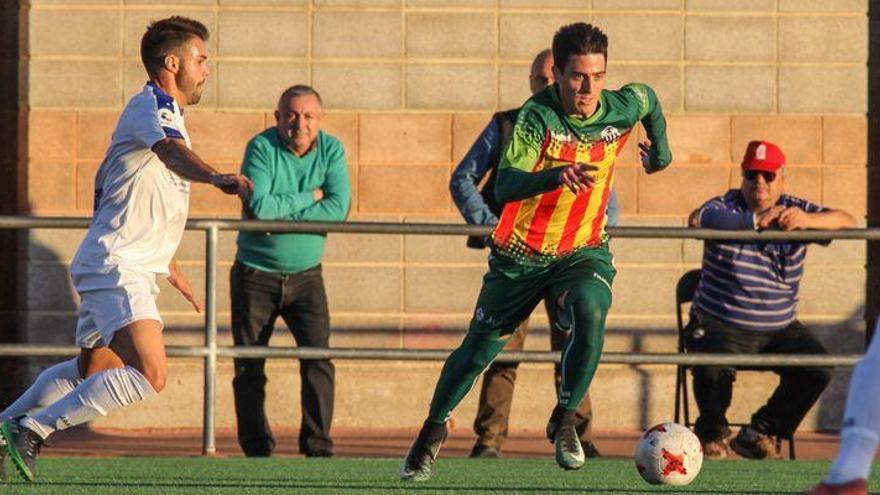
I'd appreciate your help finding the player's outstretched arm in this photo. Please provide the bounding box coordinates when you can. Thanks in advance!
[152,138,253,200]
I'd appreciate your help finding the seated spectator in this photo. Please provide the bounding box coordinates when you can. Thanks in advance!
[686,140,856,460]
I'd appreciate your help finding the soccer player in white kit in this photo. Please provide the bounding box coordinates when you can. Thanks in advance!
[0,16,252,482]
[809,322,880,495]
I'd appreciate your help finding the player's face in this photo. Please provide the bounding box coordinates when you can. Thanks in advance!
[554,53,606,118]
[741,169,785,211]
[275,94,323,156]
[177,37,210,106]
[529,54,554,95]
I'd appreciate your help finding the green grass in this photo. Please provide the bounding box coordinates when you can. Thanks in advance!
[0,457,871,494]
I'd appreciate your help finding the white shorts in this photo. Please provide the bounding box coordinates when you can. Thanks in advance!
[75,282,163,349]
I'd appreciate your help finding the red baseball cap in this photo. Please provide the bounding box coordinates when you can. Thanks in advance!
[741,140,785,173]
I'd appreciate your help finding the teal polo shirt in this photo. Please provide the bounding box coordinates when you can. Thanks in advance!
[236,127,351,273]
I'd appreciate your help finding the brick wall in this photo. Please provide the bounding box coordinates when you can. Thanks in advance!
[13,0,870,432]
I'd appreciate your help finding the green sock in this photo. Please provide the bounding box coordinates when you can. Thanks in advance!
[558,280,611,410]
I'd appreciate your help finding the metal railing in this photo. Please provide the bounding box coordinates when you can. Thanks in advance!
[0,216,872,454]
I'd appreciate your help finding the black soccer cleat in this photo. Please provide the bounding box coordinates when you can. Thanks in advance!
[400,419,448,482]
[1,420,43,482]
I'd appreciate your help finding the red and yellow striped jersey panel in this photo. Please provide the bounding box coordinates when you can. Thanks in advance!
[493,128,630,263]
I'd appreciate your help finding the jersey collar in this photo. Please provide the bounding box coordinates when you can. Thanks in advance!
[146,81,184,114]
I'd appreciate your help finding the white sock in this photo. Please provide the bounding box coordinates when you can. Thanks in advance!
[0,358,83,422]
[21,366,157,440]
[826,320,880,484]
[827,428,878,484]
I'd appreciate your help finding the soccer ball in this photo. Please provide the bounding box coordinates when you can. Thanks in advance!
[634,422,703,486]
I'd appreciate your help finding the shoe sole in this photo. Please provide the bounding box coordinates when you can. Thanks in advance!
[0,423,34,482]
[555,449,585,471]
[400,466,431,482]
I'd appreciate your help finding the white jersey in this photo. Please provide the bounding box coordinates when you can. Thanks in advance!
[71,82,192,293]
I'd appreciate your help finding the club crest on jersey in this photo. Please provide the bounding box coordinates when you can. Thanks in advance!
[601,126,620,143]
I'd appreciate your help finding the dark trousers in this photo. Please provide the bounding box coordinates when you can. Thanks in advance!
[686,313,831,442]
[473,298,594,450]
[230,261,335,456]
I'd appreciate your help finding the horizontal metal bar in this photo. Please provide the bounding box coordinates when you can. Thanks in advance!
[0,344,861,367]
[0,216,876,240]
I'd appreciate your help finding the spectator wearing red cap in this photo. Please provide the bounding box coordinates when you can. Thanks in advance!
[685,140,856,460]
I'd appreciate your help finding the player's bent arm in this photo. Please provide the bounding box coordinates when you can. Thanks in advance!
[153,138,251,197]
[152,137,219,183]
[806,208,857,230]
[494,166,565,204]
[627,84,672,173]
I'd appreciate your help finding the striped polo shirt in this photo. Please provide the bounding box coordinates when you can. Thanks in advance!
[691,189,827,331]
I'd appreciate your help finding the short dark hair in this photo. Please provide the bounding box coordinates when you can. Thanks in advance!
[552,23,608,72]
[140,16,209,80]
[278,85,324,110]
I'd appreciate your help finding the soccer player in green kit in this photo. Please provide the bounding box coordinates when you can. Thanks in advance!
[400,22,673,481]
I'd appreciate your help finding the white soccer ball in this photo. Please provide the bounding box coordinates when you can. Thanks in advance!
[634,422,703,486]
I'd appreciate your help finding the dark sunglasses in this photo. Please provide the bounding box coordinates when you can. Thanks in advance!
[743,170,777,183]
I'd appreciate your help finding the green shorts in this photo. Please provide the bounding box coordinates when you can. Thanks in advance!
[469,246,616,340]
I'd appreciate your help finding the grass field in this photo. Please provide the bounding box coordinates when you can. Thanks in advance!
[1,457,873,494]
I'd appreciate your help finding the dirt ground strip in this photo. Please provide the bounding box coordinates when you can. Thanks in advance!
[41,426,852,461]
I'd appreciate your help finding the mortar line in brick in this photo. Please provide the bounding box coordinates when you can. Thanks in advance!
[680,0,687,112]
[34,107,867,119]
[494,0,500,110]
[307,0,314,85]
[210,5,309,13]
[95,55,866,69]
[400,0,406,109]
[683,11,862,18]
[116,5,216,12]
[773,0,780,113]
[74,111,81,209]
[27,5,123,12]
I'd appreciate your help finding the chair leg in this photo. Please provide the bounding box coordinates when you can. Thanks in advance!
[682,367,691,427]
[788,435,796,460]
[674,366,682,423]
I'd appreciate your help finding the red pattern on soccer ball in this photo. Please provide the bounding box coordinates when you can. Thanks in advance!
[661,448,687,476]
[642,424,667,439]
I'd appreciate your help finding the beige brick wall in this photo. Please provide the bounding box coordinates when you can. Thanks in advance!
[16,0,870,432]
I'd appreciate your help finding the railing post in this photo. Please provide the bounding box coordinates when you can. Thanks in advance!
[202,225,218,455]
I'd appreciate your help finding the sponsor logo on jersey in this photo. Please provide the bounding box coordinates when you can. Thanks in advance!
[550,130,575,143]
